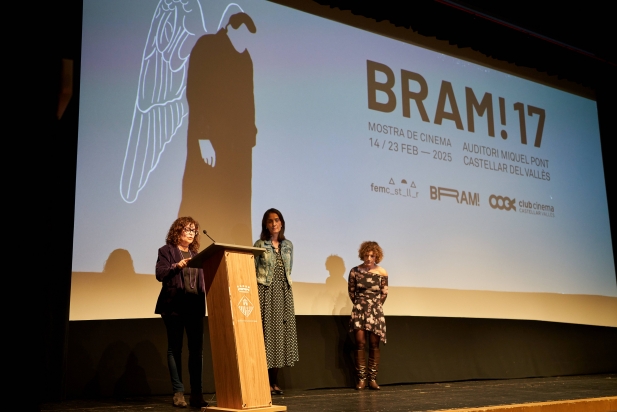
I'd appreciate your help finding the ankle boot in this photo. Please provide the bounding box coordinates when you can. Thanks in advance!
[354,349,367,390]
[189,392,208,407]
[367,349,380,390]
[172,392,187,408]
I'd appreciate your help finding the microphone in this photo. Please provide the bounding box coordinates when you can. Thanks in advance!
[202,229,216,243]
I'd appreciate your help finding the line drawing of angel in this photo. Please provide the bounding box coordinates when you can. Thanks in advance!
[120,0,248,204]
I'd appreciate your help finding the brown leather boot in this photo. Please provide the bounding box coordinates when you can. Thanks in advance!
[354,349,367,390]
[367,349,381,390]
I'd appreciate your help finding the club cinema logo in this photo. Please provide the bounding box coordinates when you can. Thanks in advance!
[489,194,516,211]
[430,186,479,206]
[518,199,555,217]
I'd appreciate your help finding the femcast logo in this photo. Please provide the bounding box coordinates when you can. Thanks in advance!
[430,186,479,206]
[489,195,516,211]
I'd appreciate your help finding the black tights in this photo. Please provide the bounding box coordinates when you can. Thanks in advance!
[355,329,380,351]
[268,368,280,388]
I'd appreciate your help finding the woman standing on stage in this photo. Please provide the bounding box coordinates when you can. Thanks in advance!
[155,217,208,408]
[348,241,388,390]
[254,208,299,395]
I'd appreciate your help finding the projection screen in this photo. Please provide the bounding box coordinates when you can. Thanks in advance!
[71,0,617,325]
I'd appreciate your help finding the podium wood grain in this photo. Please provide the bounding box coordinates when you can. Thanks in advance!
[202,247,286,411]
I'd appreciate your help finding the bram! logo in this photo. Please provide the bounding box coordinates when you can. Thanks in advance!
[489,195,516,211]
[430,186,480,206]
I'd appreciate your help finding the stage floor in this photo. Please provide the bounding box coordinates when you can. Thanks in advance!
[42,373,617,412]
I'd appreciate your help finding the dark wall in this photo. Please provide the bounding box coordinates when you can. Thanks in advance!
[36,0,81,407]
[64,316,617,398]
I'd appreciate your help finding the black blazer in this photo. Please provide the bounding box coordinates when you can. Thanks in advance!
[154,244,206,316]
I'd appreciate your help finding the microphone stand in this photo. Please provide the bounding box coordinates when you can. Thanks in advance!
[202,230,216,243]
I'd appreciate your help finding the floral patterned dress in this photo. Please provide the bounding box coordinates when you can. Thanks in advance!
[348,266,389,343]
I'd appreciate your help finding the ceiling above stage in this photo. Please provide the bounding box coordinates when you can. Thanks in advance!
[437,0,616,64]
[312,0,616,89]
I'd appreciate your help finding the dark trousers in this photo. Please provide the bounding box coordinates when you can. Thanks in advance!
[162,314,204,394]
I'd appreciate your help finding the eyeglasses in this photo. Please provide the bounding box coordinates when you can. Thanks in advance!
[183,228,198,235]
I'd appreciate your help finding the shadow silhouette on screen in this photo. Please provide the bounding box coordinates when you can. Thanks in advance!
[103,249,135,276]
[178,12,257,246]
[310,255,353,315]
[326,255,353,316]
[70,249,162,320]
[322,255,355,386]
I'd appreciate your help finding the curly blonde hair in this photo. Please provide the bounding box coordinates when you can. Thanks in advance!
[358,241,383,263]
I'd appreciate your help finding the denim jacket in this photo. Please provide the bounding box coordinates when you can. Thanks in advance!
[253,239,293,286]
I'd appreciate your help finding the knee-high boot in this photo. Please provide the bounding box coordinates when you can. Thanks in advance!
[367,349,380,390]
[354,350,367,390]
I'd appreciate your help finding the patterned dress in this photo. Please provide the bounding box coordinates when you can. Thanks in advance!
[348,266,389,343]
[258,247,299,368]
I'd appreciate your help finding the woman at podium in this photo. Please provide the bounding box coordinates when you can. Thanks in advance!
[155,217,209,408]
[254,208,299,395]
[348,241,388,390]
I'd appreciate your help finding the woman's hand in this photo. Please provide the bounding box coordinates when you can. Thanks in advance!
[177,258,191,269]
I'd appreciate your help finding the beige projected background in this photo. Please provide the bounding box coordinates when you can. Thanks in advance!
[70,254,617,325]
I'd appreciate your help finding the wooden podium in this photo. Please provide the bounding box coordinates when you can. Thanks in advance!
[189,243,286,412]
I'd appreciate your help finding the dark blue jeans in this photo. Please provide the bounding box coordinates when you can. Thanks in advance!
[162,314,204,394]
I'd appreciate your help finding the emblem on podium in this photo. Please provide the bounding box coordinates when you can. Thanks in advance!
[238,296,254,317]
[237,284,250,294]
